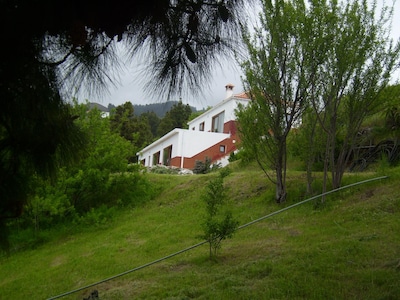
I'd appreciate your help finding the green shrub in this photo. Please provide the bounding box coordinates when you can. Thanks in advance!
[74,205,116,227]
[193,157,223,174]
[193,157,212,174]
[199,172,239,259]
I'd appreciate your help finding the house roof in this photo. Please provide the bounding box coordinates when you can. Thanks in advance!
[234,92,251,99]
[136,128,182,155]
[88,102,109,112]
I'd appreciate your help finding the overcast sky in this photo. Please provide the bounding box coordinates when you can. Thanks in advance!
[78,0,400,110]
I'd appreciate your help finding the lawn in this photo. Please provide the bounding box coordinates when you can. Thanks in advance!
[1,164,399,299]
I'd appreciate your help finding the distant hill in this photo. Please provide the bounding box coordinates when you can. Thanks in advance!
[132,101,197,118]
[105,101,198,118]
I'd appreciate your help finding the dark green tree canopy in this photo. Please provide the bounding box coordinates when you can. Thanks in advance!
[110,101,153,153]
[157,101,193,136]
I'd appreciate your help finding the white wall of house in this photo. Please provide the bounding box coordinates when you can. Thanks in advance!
[188,96,250,133]
[138,129,180,166]
[137,89,250,168]
[137,129,230,167]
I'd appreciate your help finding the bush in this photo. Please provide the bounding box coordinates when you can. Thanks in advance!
[193,157,222,174]
[228,151,238,162]
[199,172,239,259]
[74,205,116,227]
[193,157,212,174]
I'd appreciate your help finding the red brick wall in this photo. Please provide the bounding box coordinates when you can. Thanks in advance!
[169,120,242,169]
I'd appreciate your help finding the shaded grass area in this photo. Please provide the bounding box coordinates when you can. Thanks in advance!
[1,166,400,299]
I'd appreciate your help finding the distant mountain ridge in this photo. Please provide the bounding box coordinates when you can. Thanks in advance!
[105,101,197,118]
[132,101,197,118]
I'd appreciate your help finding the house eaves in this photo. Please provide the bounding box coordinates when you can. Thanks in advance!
[136,128,183,155]
[187,95,249,126]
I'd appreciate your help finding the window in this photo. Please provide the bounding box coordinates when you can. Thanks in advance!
[212,111,225,133]
[163,145,172,165]
[199,122,205,131]
[152,151,160,165]
[219,145,226,153]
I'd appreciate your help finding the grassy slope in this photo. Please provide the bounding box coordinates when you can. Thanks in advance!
[1,164,399,299]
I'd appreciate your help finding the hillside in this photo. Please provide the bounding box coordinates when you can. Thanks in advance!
[1,164,399,299]
[104,101,198,117]
[132,101,198,118]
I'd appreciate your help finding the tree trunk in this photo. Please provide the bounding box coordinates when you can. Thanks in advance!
[275,168,287,203]
[275,142,287,204]
[321,142,330,204]
[306,117,317,194]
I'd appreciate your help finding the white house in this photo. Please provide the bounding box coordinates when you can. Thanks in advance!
[88,102,110,118]
[137,84,250,169]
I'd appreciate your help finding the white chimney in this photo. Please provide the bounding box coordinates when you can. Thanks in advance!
[225,83,234,99]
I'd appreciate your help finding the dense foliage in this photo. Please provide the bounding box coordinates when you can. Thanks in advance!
[157,101,193,136]
[109,100,196,160]
[237,0,400,203]
[132,101,198,118]
[6,103,157,248]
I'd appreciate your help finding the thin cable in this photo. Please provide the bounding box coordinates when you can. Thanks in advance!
[47,241,207,300]
[48,175,388,299]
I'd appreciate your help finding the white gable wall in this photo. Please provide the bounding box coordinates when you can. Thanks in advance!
[138,129,230,167]
[137,94,250,168]
[138,129,180,166]
[188,96,250,132]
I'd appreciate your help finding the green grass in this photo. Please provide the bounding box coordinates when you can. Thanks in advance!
[1,166,400,299]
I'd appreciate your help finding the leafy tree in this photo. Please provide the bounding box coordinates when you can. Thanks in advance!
[110,102,153,161]
[157,101,193,136]
[0,0,248,248]
[307,0,400,195]
[110,102,136,142]
[134,116,154,149]
[9,102,157,245]
[19,102,137,233]
[69,103,135,210]
[288,107,326,194]
[380,85,400,144]
[23,176,75,234]
[140,111,161,138]
[237,0,399,203]
[0,97,86,250]
[157,117,175,137]
[237,0,318,203]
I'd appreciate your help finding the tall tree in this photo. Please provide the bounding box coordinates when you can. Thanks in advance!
[236,0,318,203]
[140,111,161,138]
[110,102,137,142]
[157,101,193,136]
[65,102,135,212]
[110,102,153,158]
[308,0,400,194]
[237,0,399,204]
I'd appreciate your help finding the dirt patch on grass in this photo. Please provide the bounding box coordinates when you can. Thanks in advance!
[50,255,67,267]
